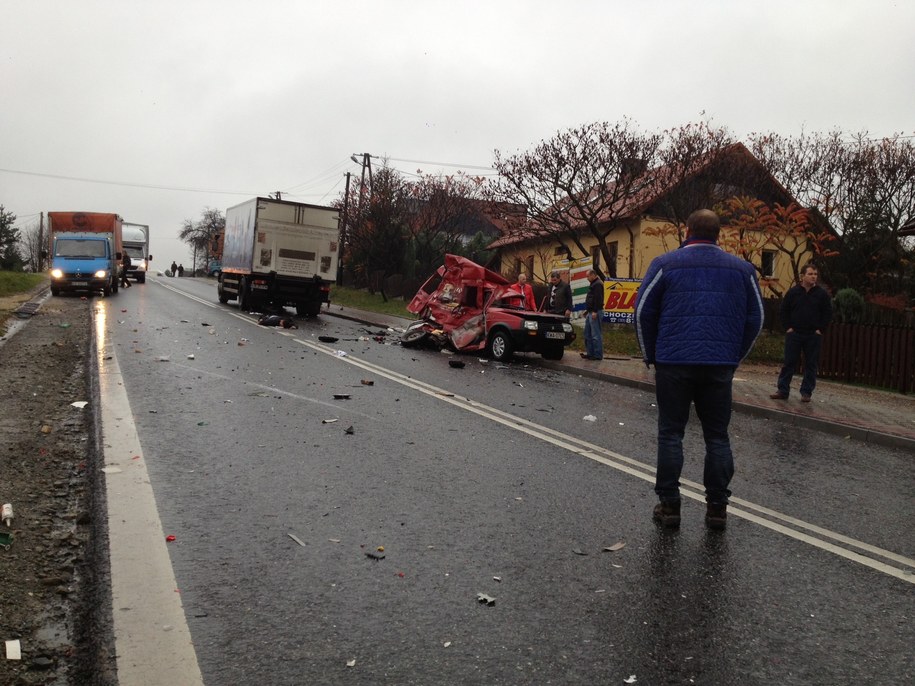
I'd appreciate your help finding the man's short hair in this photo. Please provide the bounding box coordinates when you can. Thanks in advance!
[801,262,818,274]
[686,209,721,241]
[549,270,561,278]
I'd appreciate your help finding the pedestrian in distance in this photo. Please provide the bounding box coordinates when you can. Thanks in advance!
[170,260,178,277]
[770,262,833,403]
[634,209,763,531]
[545,270,572,316]
[581,269,604,360]
[120,253,132,288]
[516,273,536,310]
[177,263,185,277]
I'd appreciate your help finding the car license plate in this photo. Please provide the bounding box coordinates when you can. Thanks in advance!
[71,281,88,287]
[252,283,268,290]
[545,331,564,339]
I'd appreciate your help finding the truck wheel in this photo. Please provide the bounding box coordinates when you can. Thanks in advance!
[104,284,112,296]
[237,278,249,311]
[296,302,322,317]
[401,326,431,348]
[217,278,230,304]
[487,330,514,362]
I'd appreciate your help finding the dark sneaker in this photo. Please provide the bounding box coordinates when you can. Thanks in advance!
[801,395,811,403]
[705,502,727,531]
[769,392,788,400]
[653,500,681,528]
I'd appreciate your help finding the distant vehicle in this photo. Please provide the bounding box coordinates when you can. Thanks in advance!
[47,212,123,296]
[122,223,151,283]
[401,255,575,361]
[217,197,340,317]
[207,258,222,277]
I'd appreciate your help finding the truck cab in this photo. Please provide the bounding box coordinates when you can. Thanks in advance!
[49,232,119,296]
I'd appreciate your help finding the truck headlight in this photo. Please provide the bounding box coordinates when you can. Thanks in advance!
[523,320,539,331]
[137,260,147,269]
[94,270,108,279]
[50,268,63,279]
[562,323,573,332]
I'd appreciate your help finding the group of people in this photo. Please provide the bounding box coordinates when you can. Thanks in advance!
[170,261,185,277]
[516,209,831,533]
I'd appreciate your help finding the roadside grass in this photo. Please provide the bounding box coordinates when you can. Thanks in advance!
[0,271,48,337]
[330,285,413,319]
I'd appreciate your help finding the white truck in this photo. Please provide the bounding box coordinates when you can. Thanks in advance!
[122,223,151,283]
[217,197,340,316]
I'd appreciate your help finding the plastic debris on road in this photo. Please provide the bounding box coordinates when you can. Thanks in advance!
[322,418,338,424]
[187,354,195,360]
[624,676,637,684]
[335,350,348,357]
[583,415,597,422]
[346,659,356,668]
[287,533,306,547]
[344,426,355,435]
[0,532,13,550]
[366,550,385,560]
[360,379,374,385]
[603,542,626,552]
[476,593,496,606]
[5,639,22,660]
[165,535,176,542]
[70,401,88,409]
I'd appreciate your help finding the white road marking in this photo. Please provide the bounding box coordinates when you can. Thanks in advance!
[94,302,205,686]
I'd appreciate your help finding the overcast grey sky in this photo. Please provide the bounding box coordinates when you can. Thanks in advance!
[2,0,913,268]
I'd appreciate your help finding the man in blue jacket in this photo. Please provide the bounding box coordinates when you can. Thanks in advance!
[634,209,763,530]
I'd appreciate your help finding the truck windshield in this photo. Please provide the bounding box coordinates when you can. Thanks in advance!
[55,239,107,258]
[124,246,145,258]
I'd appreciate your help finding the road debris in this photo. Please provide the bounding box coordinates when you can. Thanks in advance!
[2,503,13,526]
[165,535,176,542]
[624,676,637,684]
[318,335,339,343]
[603,542,626,552]
[333,393,351,400]
[335,350,348,357]
[287,533,306,547]
[322,418,339,424]
[5,639,21,660]
[70,401,88,409]
[583,414,597,422]
[572,548,588,556]
[360,379,374,386]
[344,425,354,435]
[187,354,195,360]
[476,593,496,606]
[366,550,385,561]
[346,659,356,668]
[0,532,13,550]
[448,360,465,368]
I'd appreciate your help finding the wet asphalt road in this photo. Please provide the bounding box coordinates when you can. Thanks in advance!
[101,276,914,686]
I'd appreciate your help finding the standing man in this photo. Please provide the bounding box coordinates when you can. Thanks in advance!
[546,270,572,316]
[770,263,832,403]
[634,209,763,531]
[170,260,178,276]
[120,253,132,289]
[516,273,536,310]
[581,269,604,360]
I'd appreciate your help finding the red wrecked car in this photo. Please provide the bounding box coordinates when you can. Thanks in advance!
[401,254,575,361]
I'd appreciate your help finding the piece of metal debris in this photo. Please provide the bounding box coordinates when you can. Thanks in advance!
[333,393,351,400]
[322,418,339,424]
[344,426,354,435]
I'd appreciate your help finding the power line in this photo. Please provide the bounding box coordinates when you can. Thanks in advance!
[385,156,495,171]
[0,167,261,196]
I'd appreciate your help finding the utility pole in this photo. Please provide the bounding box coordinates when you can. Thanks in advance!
[38,212,44,271]
[350,153,373,203]
[338,172,351,285]
[271,191,283,200]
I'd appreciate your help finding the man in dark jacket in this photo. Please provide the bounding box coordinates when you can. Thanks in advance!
[770,263,832,402]
[546,270,572,316]
[634,209,763,531]
[581,269,604,360]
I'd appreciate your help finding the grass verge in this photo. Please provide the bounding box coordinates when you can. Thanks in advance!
[0,272,48,337]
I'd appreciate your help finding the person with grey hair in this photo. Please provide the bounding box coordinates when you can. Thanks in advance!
[546,270,572,316]
[581,269,604,360]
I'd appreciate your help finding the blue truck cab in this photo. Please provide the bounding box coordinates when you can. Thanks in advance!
[49,231,120,296]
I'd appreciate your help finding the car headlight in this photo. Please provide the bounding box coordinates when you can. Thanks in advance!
[523,320,539,331]
[562,323,573,333]
[137,260,146,269]
[94,270,108,279]
[50,268,63,279]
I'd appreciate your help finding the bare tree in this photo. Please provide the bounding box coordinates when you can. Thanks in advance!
[18,220,44,272]
[179,207,225,273]
[490,119,663,278]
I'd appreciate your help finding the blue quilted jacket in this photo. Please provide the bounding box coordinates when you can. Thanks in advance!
[634,242,763,366]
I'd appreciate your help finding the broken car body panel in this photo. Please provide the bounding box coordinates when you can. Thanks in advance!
[403,255,575,360]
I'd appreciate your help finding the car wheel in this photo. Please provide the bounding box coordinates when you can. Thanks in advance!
[542,345,565,361]
[401,326,431,348]
[487,330,513,361]
[50,286,60,296]
[137,273,146,284]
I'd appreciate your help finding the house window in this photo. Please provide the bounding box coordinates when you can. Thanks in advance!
[762,250,776,277]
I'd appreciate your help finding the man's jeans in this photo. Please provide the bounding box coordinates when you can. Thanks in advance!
[654,364,736,504]
[777,331,823,397]
[583,311,603,359]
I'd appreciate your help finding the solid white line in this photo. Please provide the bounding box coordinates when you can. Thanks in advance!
[94,302,204,686]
